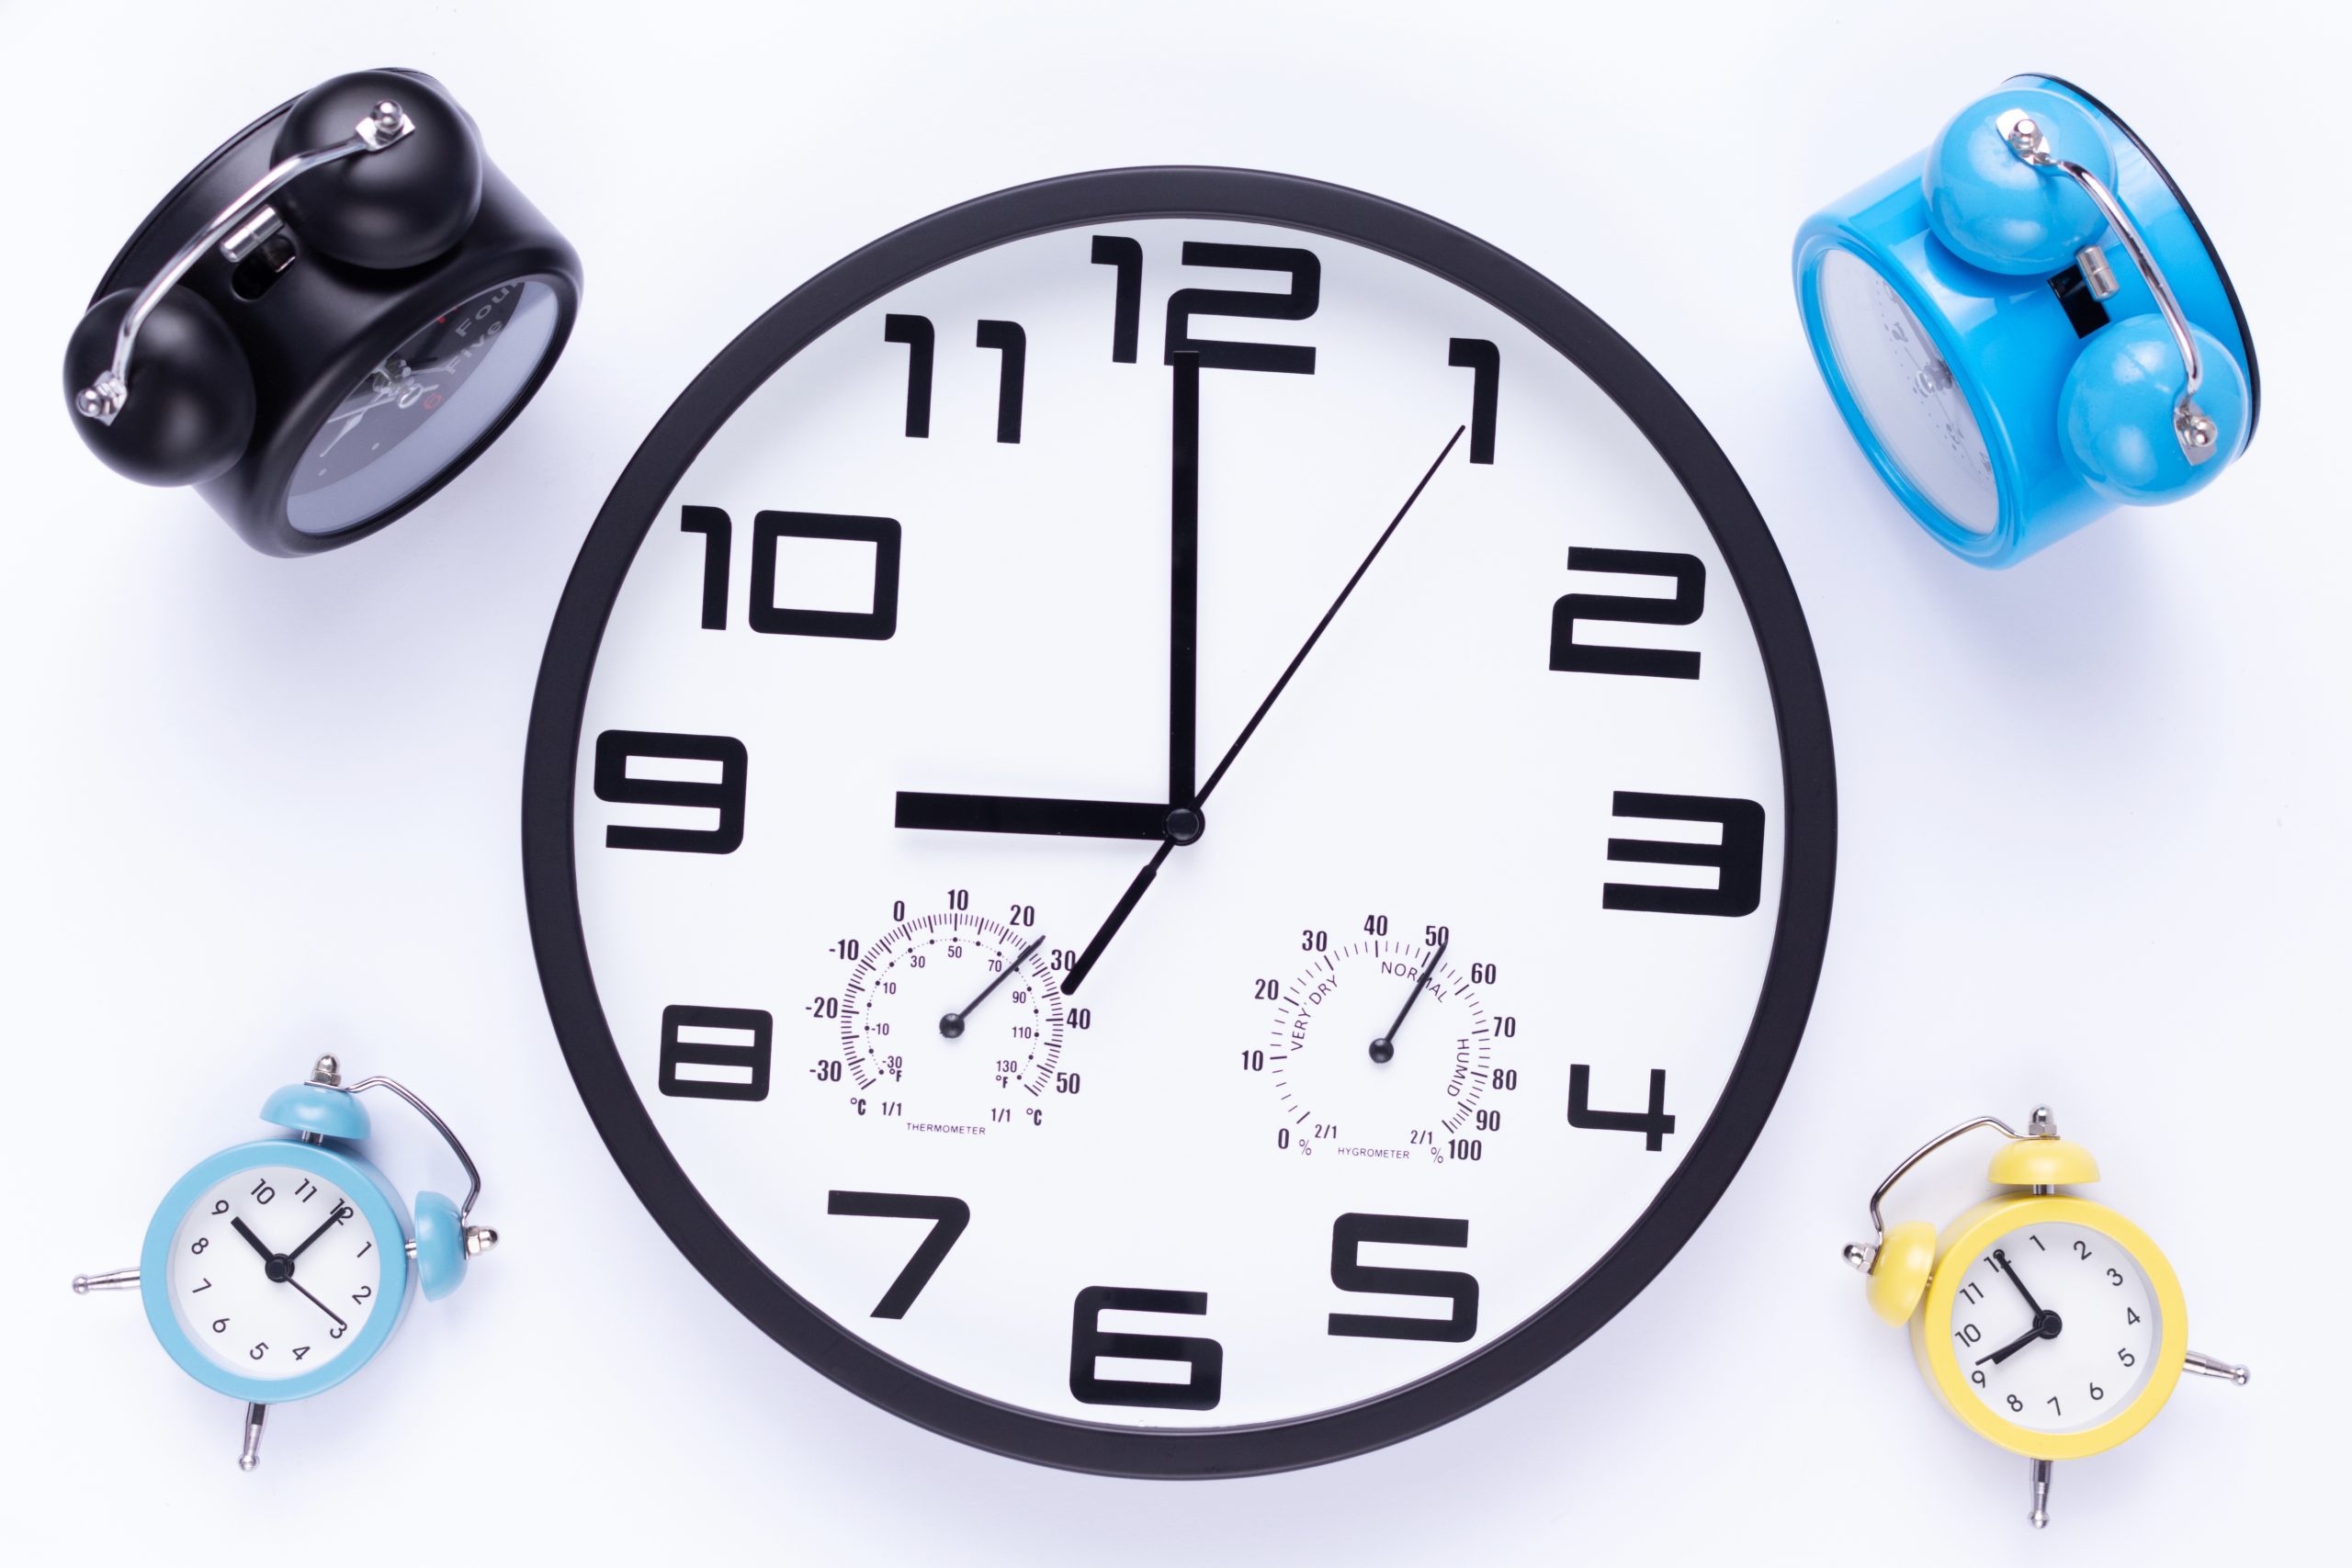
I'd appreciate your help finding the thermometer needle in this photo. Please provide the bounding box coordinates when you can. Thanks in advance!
[940,933,1046,1039]
[1370,935,1448,1064]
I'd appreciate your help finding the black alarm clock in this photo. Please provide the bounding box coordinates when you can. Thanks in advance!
[62,69,582,556]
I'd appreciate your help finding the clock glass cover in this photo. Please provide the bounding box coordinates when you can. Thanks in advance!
[164,1164,383,1379]
[526,174,1835,1474]
[1951,1221,2161,1433]
[286,278,562,536]
[1815,248,1998,535]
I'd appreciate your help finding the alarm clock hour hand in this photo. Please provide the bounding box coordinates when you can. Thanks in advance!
[1977,1309,2062,1366]
[231,1215,277,1266]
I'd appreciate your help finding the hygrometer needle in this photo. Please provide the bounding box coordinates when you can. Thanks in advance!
[1370,935,1447,1064]
[941,933,1046,1038]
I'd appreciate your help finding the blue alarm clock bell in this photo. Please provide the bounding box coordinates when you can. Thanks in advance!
[1794,75,2259,566]
[74,1055,497,1470]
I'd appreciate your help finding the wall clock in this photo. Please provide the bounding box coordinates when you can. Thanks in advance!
[524,167,1836,1475]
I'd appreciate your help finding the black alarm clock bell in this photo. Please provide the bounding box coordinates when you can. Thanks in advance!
[62,69,582,555]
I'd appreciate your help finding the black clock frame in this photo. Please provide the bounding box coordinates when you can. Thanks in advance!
[522,165,1838,1477]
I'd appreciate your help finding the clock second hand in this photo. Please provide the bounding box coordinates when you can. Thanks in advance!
[1062,423,1467,996]
[940,932,1047,1039]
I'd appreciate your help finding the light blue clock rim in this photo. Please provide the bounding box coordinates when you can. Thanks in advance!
[1792,230,2025,563]
[140,1138,413,1404]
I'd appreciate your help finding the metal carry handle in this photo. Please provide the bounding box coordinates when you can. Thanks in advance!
[1997,107,2220,465]
[1842,1111,2030,1270]
[73,99,415,426]
[341,1068,483,1219]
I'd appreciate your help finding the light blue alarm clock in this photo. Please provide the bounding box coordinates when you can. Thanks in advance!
[1794,74,2259,566]
[74,1055,496,1469]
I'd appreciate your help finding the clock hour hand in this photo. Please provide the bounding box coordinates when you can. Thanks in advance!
[230,1216,277,1266]
[895,792,1174,840]
[1977,1310,2062,1366]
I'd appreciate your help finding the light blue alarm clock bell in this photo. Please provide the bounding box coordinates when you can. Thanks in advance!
[74,1055,496,1470]
[1794,75,2259,566]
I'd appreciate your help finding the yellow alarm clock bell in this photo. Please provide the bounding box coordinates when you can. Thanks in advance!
[1843,1107,2246,1528]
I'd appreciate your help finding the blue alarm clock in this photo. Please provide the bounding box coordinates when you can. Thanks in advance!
[74,1055,496,1470]
[1794,74,2259,566]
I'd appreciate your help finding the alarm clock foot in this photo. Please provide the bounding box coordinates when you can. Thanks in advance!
[2028,1458,2053,1529]
[2183,1349,2251,1385]
[238,1403,266,1472]
[70,1267,139,1293]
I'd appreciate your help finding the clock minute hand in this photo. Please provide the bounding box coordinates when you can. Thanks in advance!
[286,1203,351,1262]
[1992,1248,2044,1315]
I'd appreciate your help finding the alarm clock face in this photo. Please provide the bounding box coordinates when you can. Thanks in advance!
[286,277,564,536]
[1950,1221,2160,1432]
[1815,249,1998,535]
[526,171,1835,1473]
[162,1163,386,1379]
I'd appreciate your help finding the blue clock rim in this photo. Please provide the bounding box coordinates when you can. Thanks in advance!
[1792,232,2025,561]
[140,1138,412,1404]
[520,164,1839,1477]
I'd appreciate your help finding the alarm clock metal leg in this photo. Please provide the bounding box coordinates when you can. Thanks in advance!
[2029,1458,2053,1529]
[2182,1350,2251,1385]
[70,1267,139,1293]
[238,1403,266,1472]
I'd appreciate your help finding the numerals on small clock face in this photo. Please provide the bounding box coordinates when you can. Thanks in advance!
[1951,1223,2160,1431]
[164,1165,382,1378]
[557,208,1812,1441]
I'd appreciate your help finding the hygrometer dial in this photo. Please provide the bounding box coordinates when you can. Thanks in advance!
[834,908,1069,1133]
[1260,928,1503,1164]
[163,1165,384,1380]
[527,168,1835,1475]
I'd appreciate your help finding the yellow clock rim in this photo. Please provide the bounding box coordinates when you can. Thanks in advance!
[1911,1194,2188,1461]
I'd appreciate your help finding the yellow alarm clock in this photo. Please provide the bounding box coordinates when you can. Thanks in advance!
[1843,1107,2247,1528]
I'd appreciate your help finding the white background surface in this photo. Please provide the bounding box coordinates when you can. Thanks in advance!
[2,1,2341,1561]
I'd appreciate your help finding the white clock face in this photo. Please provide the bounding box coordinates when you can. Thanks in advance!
[537,188,1831,1467]
[1949,1221,2161,1432]
[1816,247,1999,534]
[164,1164,385,1379]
